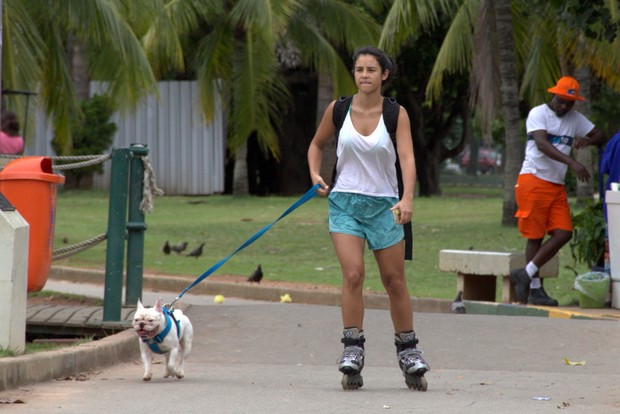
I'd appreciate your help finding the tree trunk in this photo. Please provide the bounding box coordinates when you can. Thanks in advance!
[232,143,249,195]
[316,73,337,186]
[574,66,594,204]
[494,0,522,226]
[65,35,92,188]
[277,72,318,194]
[67,36,90,102]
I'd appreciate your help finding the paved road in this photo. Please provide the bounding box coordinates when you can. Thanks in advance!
[2,282,620,413]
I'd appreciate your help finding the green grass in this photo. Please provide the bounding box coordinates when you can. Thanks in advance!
[52,186,591,305]
[0,336,93,357]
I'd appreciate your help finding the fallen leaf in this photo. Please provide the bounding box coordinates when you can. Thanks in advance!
[280,293,292,303]
[564,357,586,366]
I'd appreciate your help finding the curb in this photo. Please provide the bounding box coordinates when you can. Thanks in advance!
[0,328,138,392]
[463,300,620,321]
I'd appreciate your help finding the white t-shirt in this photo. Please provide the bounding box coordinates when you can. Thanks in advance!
[332,110,398,197]
[520,103,594,184]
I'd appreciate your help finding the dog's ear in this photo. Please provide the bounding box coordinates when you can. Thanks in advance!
[154,297,164,313]
[137,299,144,310]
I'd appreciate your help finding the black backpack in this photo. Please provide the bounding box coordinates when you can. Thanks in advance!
[331,96,413,260]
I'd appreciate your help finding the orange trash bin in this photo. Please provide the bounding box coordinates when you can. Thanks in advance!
[0,157,65,292]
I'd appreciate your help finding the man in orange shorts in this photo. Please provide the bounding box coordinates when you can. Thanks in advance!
[511,76,606,306]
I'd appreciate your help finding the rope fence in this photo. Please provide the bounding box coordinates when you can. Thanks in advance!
[52,233,108,261]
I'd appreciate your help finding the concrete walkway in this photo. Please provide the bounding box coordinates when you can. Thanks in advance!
[1,267,620,413]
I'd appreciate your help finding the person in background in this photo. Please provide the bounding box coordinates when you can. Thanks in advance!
[601,131,620,221]
[511,76,606,306]
[0,111,25,155]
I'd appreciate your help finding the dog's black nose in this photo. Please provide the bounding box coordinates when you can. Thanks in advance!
[139,322,145,329]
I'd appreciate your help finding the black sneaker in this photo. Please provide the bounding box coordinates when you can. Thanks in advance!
[528,287,558,306]
[510,268,530,303]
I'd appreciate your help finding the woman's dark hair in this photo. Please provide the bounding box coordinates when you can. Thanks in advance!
[1,111,20,136]
[351,46,397,84]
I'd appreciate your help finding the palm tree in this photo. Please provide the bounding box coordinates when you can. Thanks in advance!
[3,0,158,152]
[493,0,522,226]
[142,0,380,194]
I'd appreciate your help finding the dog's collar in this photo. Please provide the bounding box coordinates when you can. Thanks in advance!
[142,310,181,354]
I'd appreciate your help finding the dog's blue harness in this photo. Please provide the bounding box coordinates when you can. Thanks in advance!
[142,309,181,354]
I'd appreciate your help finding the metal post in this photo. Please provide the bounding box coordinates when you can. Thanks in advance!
[125,144,148,305]
[103,148,131,321]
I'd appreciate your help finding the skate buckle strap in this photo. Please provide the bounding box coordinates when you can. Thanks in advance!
[395,332,418,353]
[342,336,366,347]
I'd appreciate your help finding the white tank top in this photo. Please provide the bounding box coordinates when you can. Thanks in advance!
[332,110,398,197]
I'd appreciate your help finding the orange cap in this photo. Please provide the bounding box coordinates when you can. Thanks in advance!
[547,76,585,101]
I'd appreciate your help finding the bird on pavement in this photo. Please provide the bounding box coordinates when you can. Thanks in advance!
[247,264,263,284]
[171,241,188,254]
[163,241,171,255]
[186,243,205,259]
[451,290,466,314]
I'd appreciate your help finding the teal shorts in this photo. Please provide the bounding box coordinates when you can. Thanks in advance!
[328,191,404,251]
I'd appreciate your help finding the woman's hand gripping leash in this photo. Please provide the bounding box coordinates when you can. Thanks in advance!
[313,175,330,197]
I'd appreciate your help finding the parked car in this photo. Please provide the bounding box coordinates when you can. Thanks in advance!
[459,146,501,173]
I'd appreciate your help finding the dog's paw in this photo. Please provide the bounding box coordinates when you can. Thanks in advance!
[175,370,185,379]
[143,373,152,381]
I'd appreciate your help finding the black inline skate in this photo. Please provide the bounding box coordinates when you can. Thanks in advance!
[395,331,429,391]
[337,328,365,390]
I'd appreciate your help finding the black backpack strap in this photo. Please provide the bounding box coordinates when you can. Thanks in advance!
[332,96,352,135]
[382,97,400,140]
[331,96,352,186]
[383,97,413,261]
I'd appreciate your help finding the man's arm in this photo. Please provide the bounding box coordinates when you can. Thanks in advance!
[574,126,606,149]
[531,129,590,181]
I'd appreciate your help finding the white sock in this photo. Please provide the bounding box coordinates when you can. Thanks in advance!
[526,262,541,289]
[525,262,539,278]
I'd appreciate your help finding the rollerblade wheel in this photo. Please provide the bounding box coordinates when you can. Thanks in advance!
[405,374,427,391]
[341,373,363,390]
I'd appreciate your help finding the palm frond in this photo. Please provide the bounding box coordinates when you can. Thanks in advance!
[2,0,45,120]
[574,36,620,92]
[193,22,234,122]
[380,0,459,54]
[425,0,476,102]
[287,16,356,96]
[228,33,289,159]
[304,0,379,51]
[520,36,561,106]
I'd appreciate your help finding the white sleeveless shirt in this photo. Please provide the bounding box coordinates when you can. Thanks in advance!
[331,110,398,197]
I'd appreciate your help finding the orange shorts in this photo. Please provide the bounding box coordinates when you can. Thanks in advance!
[514,174,573,239]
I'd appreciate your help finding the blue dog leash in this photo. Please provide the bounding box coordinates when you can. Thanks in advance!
[167,184,321,308]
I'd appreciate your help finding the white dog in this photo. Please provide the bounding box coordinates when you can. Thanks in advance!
[133,297,194,381]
